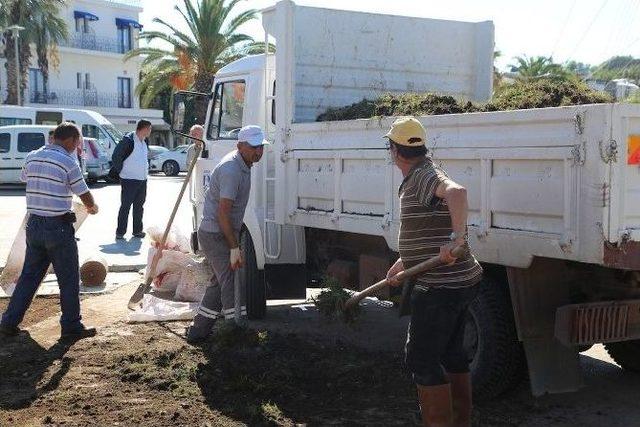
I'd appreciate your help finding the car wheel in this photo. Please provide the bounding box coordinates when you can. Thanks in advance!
[163,160,179,177]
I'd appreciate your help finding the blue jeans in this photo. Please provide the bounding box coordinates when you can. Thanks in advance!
[116,179,147,236]
[1,215,83,333]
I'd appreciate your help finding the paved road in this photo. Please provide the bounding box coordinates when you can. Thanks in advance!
[0,173,193,272]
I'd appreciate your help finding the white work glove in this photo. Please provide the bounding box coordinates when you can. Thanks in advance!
[230,247,243,271]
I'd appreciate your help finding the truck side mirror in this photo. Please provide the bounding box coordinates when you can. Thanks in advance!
[171,90,211,143]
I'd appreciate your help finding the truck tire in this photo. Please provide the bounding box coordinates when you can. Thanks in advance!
[241,230,266,319]
[466,276,526,401]
[604,340,640,372]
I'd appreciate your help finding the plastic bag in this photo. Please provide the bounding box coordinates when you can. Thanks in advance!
[127,294,198,323]
[145,247,192,280]
[174,264,206,302]
[152,271,182,294]
[146,225,190,253]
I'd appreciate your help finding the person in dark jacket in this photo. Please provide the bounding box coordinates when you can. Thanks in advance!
[111,119,152,240]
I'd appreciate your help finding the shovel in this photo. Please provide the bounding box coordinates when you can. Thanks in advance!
[127,143,203,310]
[343,246,467,311]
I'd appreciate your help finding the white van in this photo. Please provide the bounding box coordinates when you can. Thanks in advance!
[0,125,87,184]
[0,106,123,156]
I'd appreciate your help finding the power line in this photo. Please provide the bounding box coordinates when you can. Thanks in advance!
[566,0,610,60]
[551,0,578,58]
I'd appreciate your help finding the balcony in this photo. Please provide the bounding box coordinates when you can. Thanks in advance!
[59,34,132,54]
[101,0,142,7]
[28,89,133,109]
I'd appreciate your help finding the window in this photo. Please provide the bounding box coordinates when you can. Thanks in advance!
[0,133,10,153]
[117,77,131,108]
[75,17,90,33]
[271,80,276,125]
[18,133,45,153]
[85,73,91,90]
[82,124,113,151]
[0,118,32,126]
[117,26,132,53]
[208,80,246,140]
[35,111,62,125]
[29,68,44,102]
[77,73,82,89]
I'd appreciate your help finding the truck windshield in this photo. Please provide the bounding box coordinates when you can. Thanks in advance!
[208,80,245,140]
[102,124,124,144]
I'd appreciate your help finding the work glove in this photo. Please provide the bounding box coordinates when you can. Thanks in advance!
[230,247,243,271]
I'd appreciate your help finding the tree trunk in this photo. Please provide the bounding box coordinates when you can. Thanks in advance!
[38,46,50,103]
[19,37,31,105]
[3,32,18,105]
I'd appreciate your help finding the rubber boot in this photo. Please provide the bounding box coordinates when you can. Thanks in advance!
[416,383,453,427]
[448,373,472,427]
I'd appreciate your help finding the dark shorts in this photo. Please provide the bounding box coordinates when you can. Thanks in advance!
[405,283,480,386]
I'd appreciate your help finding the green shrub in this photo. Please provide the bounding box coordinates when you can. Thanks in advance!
[316,78,612,121]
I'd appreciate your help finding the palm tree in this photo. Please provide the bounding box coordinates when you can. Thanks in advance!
[509,55,568,81]
[125,0,271,110]
[2,0,67,105]
[33,4,68,101]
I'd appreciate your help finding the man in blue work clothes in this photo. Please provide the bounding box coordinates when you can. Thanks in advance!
[0,123,99,341]
[186,125,268,343]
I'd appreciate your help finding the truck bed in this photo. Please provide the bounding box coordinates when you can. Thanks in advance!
[277,103,640,269]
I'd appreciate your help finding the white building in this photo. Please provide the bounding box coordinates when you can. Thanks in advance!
[0,0,172,147]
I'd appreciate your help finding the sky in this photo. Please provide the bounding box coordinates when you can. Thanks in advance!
[139,0,640,71]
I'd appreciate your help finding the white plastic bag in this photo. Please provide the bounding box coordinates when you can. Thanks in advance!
[152,271,182,294]
[145,247,192,280]
[174,264,206,302]
[127,294,198,323]
[146,225,190,253]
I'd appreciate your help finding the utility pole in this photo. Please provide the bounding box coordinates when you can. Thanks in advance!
[6,25,26,106]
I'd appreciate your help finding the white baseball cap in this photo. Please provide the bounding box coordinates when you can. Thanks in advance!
[238,125,269,147]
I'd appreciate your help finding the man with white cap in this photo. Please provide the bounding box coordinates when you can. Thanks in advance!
[384,117,483,427]
[187,125,268,343]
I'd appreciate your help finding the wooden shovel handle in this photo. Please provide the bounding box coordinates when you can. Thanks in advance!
[344,246,467,309]
[127,143,203,310]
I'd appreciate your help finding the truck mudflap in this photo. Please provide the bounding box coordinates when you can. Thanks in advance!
[555,299,640,347]
[603,241,640,270]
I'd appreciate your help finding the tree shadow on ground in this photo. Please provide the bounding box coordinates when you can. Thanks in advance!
[194,324,417,426]
[0,334,74,409]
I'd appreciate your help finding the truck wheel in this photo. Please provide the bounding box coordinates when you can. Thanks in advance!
[190,231,199,252]
[241,230,266,319]
[604,340,640,372]
[466,276,526,401]
[163,160,179,176]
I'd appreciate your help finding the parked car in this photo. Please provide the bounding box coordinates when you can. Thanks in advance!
[149,144,189,176]
[148,144,169,161]
[83,137,111,184]
[0,125,87,184]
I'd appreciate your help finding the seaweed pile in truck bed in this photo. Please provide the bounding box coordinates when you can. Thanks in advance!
[316,78,613,122]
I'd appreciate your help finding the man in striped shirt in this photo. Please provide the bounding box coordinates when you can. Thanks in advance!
[0,122,99,341]
[384,117,482,427]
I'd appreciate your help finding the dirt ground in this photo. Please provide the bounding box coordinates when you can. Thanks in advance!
[1,286,640,427]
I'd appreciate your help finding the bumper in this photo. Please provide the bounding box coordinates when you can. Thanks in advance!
[87,162,111,179]
[149,160,161,172]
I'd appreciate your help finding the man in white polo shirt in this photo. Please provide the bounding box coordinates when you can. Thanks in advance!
[111,119,152,240]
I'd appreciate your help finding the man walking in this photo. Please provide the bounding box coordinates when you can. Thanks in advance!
[111,119,152,240]
[186,125,268,343]
[384,117,483,427]
[0,123,99,340]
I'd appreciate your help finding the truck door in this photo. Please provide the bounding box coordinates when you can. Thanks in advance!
[0,131,11,183]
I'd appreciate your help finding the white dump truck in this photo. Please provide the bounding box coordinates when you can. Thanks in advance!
[175,0,640,399]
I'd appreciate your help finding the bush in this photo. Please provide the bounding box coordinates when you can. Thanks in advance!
[316,78,612,121]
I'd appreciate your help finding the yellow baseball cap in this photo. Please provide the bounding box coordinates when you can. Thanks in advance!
[384,117,427,147]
